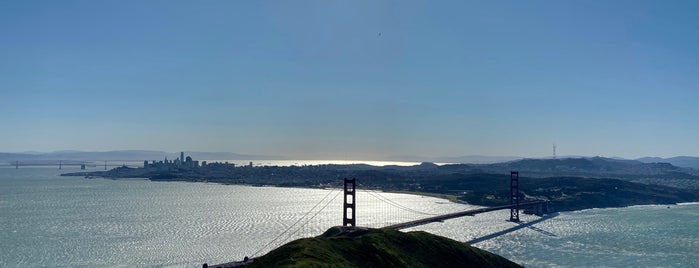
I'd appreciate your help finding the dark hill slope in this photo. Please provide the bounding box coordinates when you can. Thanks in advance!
[637,156,699,170]
[247,227,522,268]
[404,173,699,212]
[468,157,699,180]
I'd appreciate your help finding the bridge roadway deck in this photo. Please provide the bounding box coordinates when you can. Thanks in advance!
[206,200,547,267]
[384,200,548,230]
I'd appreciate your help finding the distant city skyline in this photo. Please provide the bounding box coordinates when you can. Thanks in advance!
[2,1,698,159]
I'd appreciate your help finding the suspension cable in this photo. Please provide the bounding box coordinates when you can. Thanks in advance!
[250,187,339,257]
[275,189,342,248]
[365,190,438,216]
[359,182,439,216]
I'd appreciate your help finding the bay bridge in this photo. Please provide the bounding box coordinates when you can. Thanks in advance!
[5,160,143,170]
[207,172,551,268]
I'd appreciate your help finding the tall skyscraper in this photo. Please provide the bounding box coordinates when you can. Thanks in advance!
[180,152,184,164]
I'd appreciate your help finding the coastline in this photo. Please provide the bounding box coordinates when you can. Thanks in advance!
[83,174,465,204]
[72,174,696,215]
[385,190,462,203]
[60,162,699,214]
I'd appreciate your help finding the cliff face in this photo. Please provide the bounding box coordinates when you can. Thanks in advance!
[247,227,522,268]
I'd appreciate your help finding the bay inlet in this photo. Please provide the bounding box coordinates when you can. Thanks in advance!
[1,168,698,267]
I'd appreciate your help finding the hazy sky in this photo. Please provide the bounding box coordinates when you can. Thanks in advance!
[2,1,698,159]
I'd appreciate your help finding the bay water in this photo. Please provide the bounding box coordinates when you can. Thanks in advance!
[1,168,697,267]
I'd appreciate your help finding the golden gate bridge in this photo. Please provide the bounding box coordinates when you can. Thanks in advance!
[207,172,551,268]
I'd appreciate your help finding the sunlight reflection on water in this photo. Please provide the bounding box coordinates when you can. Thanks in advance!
[1,169,698,267]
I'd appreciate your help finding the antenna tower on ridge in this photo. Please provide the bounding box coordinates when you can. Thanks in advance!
[553,143,557,159]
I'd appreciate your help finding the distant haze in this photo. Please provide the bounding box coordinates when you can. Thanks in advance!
[2,1,698,159]
[4,150,699,171]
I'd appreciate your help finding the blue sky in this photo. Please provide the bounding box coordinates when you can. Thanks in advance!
[1,1,698,159]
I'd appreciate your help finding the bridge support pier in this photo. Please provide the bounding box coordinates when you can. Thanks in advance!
[343,178,356,227]
[529,201,551,216]
[510,171,520,222]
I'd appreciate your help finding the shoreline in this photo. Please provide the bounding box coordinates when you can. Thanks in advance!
[90,175,466,203]
[77,175,696,214]
[60,162,699,214]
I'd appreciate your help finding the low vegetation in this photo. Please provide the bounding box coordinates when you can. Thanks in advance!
[247,227,522,268]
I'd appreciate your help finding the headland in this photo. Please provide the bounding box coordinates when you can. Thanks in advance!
[61,153,699,212]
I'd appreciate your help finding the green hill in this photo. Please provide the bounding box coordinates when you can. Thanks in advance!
[246,227,522,268]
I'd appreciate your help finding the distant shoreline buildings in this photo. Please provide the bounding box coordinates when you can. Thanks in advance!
[142,152,236,171]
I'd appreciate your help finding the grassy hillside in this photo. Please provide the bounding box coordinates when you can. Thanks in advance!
[413,173,699,212]
[247,227,522,268]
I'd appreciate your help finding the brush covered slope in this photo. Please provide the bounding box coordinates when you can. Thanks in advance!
[248,227,522,268]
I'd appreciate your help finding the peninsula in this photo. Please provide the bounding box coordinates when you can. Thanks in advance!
[62,154,699,212]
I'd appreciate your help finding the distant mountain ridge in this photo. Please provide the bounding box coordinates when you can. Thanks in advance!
[386,154,523,164]
[3,150,699,169]
[457,156,699,178]
[636,156,699,170]
[0,150,279,161]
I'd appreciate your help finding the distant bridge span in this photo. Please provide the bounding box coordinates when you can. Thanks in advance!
[6,160,144,169]
[384,200,550,230]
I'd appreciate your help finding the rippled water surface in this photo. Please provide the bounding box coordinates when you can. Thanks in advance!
[1,168,698,267]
